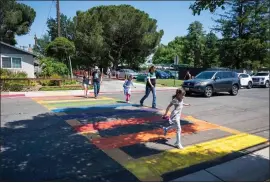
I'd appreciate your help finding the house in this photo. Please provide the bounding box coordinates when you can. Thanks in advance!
[0,41,37,78]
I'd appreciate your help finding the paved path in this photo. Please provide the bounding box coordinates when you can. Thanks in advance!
[1,88,269,181]
[1,80,177,97]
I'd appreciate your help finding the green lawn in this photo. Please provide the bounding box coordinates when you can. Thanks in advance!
[135,79,183,87]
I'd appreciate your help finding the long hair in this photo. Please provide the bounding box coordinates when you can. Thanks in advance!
[149,66,155,73]
[172,88,186,100]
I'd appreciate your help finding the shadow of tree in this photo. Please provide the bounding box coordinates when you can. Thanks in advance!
[0,112,139,181]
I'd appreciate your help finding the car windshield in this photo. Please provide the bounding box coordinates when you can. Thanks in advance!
[195,71,216,79]
[254,73,269,76]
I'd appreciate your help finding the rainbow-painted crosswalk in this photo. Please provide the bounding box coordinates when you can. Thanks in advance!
[31,95,268,181]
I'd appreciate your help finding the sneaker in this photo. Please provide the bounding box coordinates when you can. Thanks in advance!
[140,102,143,106]
[175,143,184,149]
[126,101,130,103]
[163,127,167,136]
[152,106,158,109]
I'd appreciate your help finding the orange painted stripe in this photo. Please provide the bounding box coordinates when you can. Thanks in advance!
[92,120,219,150]
[75,116,164,133]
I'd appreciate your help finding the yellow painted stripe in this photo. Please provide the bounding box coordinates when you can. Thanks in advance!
[123,133,267,181]
[38,97,114,104]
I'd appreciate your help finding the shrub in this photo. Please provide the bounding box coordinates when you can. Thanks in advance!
[39,74,62,86]
[2,83,24,91]
[0,69,27,78]
[40,57,69,77]
[39,80,51,86]
[63,80,77,85]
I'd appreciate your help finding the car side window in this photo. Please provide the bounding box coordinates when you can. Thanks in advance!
[242,74,249,78]
[215,72,223,79]
[223,72,233,78]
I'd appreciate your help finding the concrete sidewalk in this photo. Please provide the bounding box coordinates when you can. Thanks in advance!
[172,147,270,182]
[1,80,177,98]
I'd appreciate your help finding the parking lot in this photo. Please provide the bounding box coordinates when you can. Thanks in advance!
[1,87,269,181]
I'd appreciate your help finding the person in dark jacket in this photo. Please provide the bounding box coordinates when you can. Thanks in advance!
[92,66,102,99]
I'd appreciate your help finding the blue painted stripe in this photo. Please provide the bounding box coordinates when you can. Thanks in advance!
[51,103,139,113]
[60,109,157,120]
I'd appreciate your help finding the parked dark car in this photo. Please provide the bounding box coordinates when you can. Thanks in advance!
[182,71,240,97]
[156,70,170,79]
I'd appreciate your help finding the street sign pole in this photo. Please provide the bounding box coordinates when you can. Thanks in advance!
[174,55,179,86]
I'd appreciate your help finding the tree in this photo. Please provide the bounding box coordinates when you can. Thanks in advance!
[47,13,75,42]
[190,0,227,15]
[0,0,36,45]
[74,10,105,68]
[202,32,220,67]
[45,37,75,61]
[190,0,270,69]
[74,5,164,69]
[152,36,186,64]
[152,44,175,64]
[183,21,206,67]
[33,34,50,55]
[213,0,270,69]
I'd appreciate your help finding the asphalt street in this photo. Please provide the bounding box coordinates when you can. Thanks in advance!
[107,87,269,139]
[0,87,269,181]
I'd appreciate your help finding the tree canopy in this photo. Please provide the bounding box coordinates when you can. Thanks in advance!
[0,0,36,45]
[47,13,75,42]
[45,37,75,61]
[74,5,164,69]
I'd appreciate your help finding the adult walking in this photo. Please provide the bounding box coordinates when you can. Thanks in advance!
[82,71,90,98]
[184,70,191,80]
[140,65,157,109]
[92,66,102,99]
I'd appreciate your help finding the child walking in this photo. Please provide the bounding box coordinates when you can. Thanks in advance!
[162,88,190,149]
[123,75,136,103]
[82,71,90,98]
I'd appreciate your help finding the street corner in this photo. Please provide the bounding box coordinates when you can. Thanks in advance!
[31,95,269,181]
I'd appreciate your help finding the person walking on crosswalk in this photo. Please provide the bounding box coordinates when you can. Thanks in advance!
[162,88,191,149]
[140,66,157,108]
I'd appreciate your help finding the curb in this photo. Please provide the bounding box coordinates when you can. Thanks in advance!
[0,94,25,98]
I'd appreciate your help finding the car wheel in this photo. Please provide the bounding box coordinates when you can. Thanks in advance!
[265,81,269,88]
[230,84,239,96]
[246,81,252,89]
[204,86,213,98]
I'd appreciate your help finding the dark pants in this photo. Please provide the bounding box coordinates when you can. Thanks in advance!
[140,86,156,108]
[93,81,100,97]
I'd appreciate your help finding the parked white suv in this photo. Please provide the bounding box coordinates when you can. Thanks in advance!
[251,72,269,88]
[238,73,253,89]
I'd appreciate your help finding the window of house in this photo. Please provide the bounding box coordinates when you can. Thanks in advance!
[1,57,22,68]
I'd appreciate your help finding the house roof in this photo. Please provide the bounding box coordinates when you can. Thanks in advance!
[0,41,37,57]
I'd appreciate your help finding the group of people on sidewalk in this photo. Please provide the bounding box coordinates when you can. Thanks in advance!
[82,66,102,99]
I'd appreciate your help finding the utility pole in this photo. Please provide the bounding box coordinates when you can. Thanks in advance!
[56,0,61,37]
